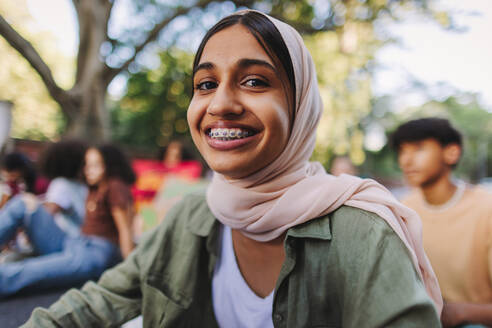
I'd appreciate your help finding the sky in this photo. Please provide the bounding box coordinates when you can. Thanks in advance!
[373,0,492,111]
[26,0,492,110]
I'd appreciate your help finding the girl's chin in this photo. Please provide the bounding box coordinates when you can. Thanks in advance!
[208,163,260,180]
[86,179,101,186]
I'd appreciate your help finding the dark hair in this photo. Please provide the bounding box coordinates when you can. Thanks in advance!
[391,117,463,150]
[95,144,136,185]
[1,152,37,193]
[192,11,296,111]
[41,139,88,180]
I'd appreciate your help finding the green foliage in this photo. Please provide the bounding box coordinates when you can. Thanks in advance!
[111,0,443,161]
[307,23,377,168]
[306,0,436,169]
[0,0,70,140]
[111,49,194,150]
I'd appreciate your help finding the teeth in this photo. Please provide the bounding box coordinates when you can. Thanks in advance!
[209,128,253,140]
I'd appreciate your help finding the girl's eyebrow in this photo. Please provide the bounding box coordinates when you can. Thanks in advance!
[237,58,277,74]
[193,58,277,76]
[193,62,214,76]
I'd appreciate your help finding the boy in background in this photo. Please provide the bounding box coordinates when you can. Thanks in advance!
[392,118,492,327]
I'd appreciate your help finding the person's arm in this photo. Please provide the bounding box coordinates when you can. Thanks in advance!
[43,202,62,215]
[441,302,492,327]
[21,195,190,327]
[445,237,492,326]
[21,219,160,327]
[43,178,70,215]
[21,249,142,327]
[107,179,136,258]
[0,193,9,208]
[111,206,134,258]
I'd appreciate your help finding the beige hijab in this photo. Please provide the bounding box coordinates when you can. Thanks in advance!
[205,10,442,313]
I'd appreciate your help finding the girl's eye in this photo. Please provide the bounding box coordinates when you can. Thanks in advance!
[243,78,268,88]
[196,81,217,90]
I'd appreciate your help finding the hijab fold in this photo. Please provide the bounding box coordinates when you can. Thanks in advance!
[206,10,442,313]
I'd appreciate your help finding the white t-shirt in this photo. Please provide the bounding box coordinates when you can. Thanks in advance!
[45,177,88,236]
[212,225,274,328]
[0,182,10,198]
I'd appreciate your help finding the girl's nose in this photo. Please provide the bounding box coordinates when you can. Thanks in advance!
[206,84,243,117]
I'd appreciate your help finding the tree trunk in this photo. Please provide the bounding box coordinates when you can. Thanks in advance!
[63,80,110,141]
[63,0,112,141]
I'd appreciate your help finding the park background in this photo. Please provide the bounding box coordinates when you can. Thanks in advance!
[0,0,491,188]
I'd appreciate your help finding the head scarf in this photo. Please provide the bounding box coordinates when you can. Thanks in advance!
[205,10,442,313]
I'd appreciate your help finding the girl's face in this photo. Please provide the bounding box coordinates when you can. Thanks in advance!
[84,148,105,186]
[187,24,292,179]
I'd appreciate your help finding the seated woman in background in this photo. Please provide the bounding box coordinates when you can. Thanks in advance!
[0,143,135,297]
[24,10,441,327]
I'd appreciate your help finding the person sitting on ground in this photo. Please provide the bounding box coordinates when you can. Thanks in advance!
[391,117,492,327]
[38,139,89,236]
[0,143,135,297]
[0,141,88,262]
[0,152,37,209]
[23,10,441,327]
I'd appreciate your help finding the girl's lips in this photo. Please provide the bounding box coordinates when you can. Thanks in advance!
[206,132,259,150]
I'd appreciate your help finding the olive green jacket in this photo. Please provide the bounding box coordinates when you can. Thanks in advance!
[24,192,440,327]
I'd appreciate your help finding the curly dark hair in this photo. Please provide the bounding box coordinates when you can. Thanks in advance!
[391,118,463,150]
[390,118,463,168]
[40,139,88,180]
[95,144,136,185]
[1,152,37,193]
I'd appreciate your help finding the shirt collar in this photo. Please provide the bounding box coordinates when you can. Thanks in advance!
[186,199,217,237]
[286,214,332,240]
[186,200,332,241]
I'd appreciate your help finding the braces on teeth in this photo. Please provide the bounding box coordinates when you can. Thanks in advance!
[208,128,253,140]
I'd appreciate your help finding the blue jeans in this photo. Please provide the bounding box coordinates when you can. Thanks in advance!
[0,196,121,297]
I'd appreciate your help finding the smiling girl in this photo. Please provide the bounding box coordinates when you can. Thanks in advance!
[25,10,441,327]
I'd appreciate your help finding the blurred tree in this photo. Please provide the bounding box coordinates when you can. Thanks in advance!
[0,0,436,142]
[307,21,375,168]
[363,94,492,182]
[0,0,72,140]
[111,49,193,151]
[0,0,315,141]
[111,0,437,154]
[309,0,449,168]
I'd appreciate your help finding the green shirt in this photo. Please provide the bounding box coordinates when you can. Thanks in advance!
[23,191,440,327]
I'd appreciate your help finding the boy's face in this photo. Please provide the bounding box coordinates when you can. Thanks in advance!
[397,139,457,187]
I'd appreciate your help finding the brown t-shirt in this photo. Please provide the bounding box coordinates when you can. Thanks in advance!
[81,178,133,245]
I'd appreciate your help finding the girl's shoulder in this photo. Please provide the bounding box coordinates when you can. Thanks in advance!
[292,205,393,240]
[329,206,397,243]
